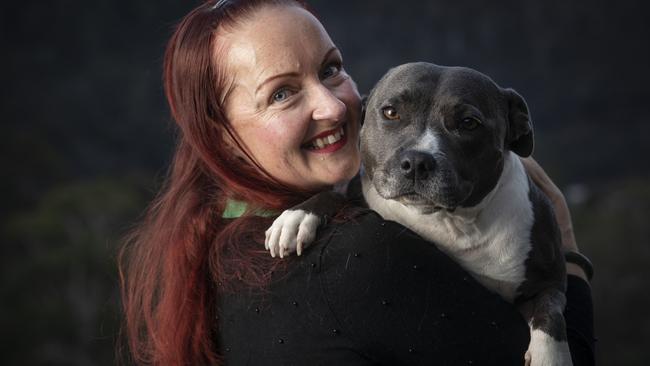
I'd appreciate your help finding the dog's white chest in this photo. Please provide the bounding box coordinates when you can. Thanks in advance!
[364,153,534,302]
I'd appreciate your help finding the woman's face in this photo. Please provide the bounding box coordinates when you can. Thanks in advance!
[217,5,361,191]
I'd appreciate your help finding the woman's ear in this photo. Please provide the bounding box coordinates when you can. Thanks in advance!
[503,88,534,157]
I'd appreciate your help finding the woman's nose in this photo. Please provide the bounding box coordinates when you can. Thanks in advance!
[310,84,346,122]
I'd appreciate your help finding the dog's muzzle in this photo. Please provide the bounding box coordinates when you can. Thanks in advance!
[372,150,474,211]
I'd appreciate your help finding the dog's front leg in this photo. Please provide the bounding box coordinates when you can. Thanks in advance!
[520,289,573,366]
[265,191,346,258]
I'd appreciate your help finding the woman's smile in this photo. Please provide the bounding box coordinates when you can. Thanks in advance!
[302,123,347,153]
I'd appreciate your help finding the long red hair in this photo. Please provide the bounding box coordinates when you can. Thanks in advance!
[118,1,313,364]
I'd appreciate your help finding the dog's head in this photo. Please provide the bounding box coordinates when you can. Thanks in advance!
[361,62,533,212]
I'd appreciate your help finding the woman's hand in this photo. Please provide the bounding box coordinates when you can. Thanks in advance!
[520,157,588,281]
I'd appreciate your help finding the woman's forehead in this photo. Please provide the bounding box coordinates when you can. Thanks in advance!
[215,5,335,94]
[223,7,331,56]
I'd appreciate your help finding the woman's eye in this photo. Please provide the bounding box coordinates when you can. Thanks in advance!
[382,106,400,120]
[459,117,481,130]
[320,62,341,79]
[271,88,293,103]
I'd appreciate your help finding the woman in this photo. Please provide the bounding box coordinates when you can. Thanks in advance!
[119,0,594,365]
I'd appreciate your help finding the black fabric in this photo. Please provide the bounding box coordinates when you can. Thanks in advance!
[565,276,596,366]
[216,211,594,365]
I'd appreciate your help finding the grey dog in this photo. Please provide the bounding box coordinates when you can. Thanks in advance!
[266,62,572,366]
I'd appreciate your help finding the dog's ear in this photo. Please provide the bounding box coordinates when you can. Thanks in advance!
[360,94,368,126]
[503,88,534,157]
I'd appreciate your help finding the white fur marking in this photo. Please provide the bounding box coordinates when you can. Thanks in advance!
[525,329,573,366]
[265,210,321,258]
[412,130,440,154]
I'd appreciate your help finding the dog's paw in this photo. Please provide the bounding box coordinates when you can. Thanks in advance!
[265,209,322,258]
[525,329,573,366]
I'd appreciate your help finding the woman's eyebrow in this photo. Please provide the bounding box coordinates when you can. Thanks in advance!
[255,47,340,95]
[255,72,300,94]
[319,47,339,68]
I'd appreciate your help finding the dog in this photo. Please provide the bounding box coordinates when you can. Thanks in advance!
[265,62,572,366]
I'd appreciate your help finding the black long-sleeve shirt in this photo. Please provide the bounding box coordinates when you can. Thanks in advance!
[217,211,594,365]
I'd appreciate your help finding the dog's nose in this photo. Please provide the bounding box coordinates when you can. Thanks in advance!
[400,150,436,180]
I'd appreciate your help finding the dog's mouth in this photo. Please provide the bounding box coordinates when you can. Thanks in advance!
[372,164,475,213]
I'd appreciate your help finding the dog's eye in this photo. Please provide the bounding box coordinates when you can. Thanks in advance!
[382,106,400,120]
[459,117,481,130]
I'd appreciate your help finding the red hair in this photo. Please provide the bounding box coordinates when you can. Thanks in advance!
[118,1,314,364]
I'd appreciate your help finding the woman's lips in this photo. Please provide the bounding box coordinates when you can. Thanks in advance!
[302,124,347,154]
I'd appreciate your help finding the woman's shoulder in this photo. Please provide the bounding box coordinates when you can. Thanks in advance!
[299,210,530,364]
[311,209,464,278]
[308,208,525,320]
[319,209,423,248]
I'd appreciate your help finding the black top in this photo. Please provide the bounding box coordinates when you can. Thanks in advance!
[217,211,594,365]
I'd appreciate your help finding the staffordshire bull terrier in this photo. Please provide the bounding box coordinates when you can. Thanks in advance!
[265,62,572,366]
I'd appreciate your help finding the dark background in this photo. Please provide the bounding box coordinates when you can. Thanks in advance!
[3,0,649,364]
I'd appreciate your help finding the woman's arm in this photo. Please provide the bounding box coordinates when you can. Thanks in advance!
[565,275,595,365]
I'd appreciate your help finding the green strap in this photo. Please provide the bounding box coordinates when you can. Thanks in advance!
[222,199,278,218]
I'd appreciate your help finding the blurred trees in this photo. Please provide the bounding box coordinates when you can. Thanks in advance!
[1,180,148,365]
[572,180,650,366]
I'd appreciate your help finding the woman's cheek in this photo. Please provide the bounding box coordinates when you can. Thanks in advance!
[338,78,361,108]
[254,124,300,165]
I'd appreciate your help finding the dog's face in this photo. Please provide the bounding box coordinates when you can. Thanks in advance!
[361,62,533,212]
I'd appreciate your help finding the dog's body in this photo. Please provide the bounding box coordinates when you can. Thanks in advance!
[266,63,572,365]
